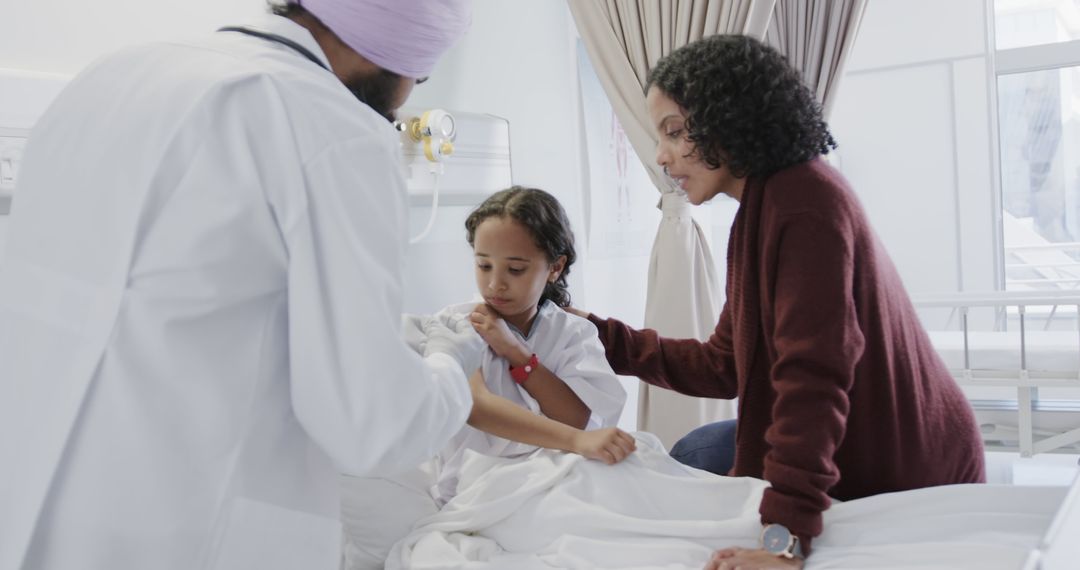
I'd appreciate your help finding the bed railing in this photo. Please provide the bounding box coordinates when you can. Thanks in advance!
[913,291,1080,457]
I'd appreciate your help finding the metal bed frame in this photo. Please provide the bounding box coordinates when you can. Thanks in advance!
[913,291,1080,457]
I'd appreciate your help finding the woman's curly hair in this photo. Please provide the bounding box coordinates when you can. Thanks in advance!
[465,186,576,308]
[646,35,837,179]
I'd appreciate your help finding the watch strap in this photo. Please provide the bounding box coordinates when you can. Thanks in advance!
[509,353,538,384]
[761,524,803,559]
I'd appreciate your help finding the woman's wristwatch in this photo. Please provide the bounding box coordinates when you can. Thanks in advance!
[761,523,803,559]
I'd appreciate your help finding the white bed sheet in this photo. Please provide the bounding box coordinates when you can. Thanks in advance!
[386,433,1065,570]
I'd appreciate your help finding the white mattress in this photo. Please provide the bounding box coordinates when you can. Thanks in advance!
[926,330,1080,403]
[926,330,1080,372]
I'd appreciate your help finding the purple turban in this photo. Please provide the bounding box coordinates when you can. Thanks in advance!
[294,0,471,79]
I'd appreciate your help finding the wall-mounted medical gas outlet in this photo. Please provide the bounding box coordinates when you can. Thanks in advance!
[394,108,511,243]
[395,109,511,208]
[0,128,30,215]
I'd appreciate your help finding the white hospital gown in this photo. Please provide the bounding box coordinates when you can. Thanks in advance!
[431,300,627,503]
[341,300,626,569]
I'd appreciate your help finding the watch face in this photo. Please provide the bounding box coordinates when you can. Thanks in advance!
[762,524,792,554]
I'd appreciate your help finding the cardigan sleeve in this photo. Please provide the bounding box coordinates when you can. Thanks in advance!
[757,212,866,552]
[586,310,738,399]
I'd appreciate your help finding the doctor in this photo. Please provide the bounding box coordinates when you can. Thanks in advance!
[0,1,479,569]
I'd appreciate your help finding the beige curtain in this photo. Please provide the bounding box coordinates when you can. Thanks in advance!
[569,0,775,450]
[765,0,869,119]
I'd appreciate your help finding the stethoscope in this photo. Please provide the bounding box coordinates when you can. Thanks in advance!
[218,26,329,72]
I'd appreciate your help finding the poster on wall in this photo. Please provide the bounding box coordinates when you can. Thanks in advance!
[576,43,660,259]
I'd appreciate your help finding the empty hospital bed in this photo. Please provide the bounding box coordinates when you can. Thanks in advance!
[913,291,1080,456]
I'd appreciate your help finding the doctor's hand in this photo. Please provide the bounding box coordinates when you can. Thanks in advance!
[469,304,529,363]
[704,548,803,570]
[423,316,486,377]
[571,427,637,465]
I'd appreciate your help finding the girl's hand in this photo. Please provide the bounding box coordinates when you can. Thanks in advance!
[571,428,637,464]
[469,303,529,363]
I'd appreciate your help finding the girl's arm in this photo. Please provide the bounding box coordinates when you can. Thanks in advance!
[503,347,591,429]
[469,303,594,429]
[466,370,636,464]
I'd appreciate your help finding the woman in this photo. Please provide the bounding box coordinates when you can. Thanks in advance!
[570,35,984,569]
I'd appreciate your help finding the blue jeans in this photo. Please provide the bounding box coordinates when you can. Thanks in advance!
[669,419,737,476]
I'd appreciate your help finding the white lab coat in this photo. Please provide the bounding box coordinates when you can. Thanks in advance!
[0,16,471,570]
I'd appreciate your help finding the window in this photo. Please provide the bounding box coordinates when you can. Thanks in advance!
[994,0,1080,291]
[995,0,1080,50]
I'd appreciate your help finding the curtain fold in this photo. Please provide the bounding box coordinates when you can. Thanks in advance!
[569,0,775,449]
[765,0,869,119]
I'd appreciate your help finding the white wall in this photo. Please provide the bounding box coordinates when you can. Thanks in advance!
[1,0,267,75]
[830,0,998,295]
[833,64,962,293]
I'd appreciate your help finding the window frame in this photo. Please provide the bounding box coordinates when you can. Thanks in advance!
[988,1,1080,292]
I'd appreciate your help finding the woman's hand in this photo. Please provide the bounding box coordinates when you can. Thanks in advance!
[469,304,529,363]
[570,427,637,464]
[563,306,590,319]
[704,548,803,570]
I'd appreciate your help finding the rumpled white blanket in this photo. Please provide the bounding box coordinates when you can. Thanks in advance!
[386,433,1064,570]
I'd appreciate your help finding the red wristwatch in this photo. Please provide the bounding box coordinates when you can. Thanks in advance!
[509,353,539,384]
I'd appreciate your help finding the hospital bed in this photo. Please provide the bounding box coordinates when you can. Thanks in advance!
[372,293,1080,569]
[913,291,1080,457]
[345,291,1080,569]
[1023,471,1080,569]
[379,434,1080,570]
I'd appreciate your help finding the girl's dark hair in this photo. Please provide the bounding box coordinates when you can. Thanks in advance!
[645,34,837,179]
[465,186,576,308]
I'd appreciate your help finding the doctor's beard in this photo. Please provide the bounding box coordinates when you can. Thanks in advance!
[344,68,406,123]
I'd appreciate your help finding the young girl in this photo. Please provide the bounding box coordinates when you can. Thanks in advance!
[433,185,635,501]
[341,186,635,569]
